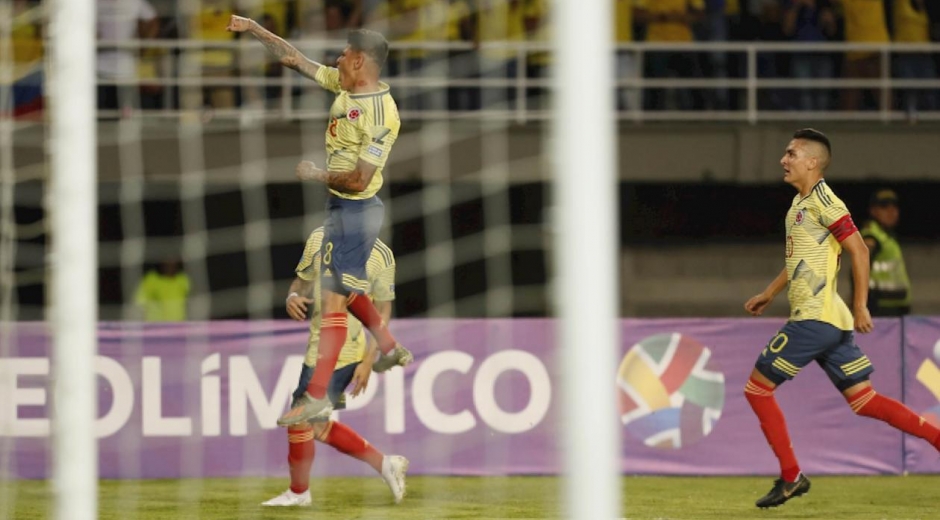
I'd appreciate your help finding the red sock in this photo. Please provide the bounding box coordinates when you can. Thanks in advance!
[305,313,347,399]
[287,426,315,494]
[321,421,384,473]
[347,294,396,354]
[744,377,801,482]
[850,387,940,449]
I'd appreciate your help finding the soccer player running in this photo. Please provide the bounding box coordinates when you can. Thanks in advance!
[743,129,940,509]
[263,227,407,506]
[227,18,413,425]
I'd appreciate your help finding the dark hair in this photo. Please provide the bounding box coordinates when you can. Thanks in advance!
[870,188,899,207]
[348,29,389,68]
[792,128,831,156]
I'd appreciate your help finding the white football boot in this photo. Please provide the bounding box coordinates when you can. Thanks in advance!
[260,488,312,507]
[372,345,414,373]
[381,455,409,504]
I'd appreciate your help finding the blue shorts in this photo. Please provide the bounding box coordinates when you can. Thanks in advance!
[320,195,384,295]
[292,362,359,410]
[755,320,874,389]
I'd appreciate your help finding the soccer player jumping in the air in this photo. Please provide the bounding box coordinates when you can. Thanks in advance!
[227,18,413,425]
[263,227,406,506]
[743,129,940,509]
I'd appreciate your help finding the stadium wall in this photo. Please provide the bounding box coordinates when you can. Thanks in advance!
[4,318,940,478]
[12,178,940,319]
[9,122,940,184]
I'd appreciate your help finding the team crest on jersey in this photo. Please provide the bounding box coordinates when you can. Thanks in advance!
[795,209,806,225]
[346,107,362,121]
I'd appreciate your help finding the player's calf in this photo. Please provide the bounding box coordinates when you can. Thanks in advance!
[347,293,399,354]
[744,374,802,483]
[848,385,940,449]
[285,425,315,496]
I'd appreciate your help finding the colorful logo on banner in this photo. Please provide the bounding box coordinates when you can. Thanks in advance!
[617,333,725,449]
[916,339,940,427]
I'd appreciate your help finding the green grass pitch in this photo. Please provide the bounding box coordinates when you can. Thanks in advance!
[5,475,938,519]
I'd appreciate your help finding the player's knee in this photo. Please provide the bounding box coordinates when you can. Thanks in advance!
[842,378,875,415]
[838,376,872,403]
[311,420,332,440]
[744,369,781,403]
[742,383,757,398]
[743,385,773,403]
[751,364,786,389]
[287,424,313,434]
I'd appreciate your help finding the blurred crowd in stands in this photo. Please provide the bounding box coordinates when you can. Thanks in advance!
[6,0,940,116]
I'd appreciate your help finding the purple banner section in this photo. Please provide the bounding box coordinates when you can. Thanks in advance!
[619,319,903,476]
[0,318,911,479]
[902,317,940,474]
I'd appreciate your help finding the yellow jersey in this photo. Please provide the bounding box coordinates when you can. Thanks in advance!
[370,0,431,58]
[445,0,472,41]
[725,0,740,15]
[477,0,526,61]
[893,0,930,43]
[525,0,550,66]
[250,1,289,36]
[314,66,401,200]
[635,0,704,42]
[12,14,42,65]
[615,0,634,42]
[191,1,237,68]
[784,180,858,331]
[295,227,396,369]
[135,271,190,322]
[843,0,889,59]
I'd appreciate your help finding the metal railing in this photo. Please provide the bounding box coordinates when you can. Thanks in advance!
[78,40,940,123]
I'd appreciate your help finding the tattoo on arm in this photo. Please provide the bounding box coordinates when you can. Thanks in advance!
[318,169,369,193]
[247,20,321,80]
[303,159,378,194]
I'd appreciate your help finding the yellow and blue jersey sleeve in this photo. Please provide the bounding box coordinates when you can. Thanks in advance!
[295,228,324,281]
[369,239,396,301]
[813,183,856,241]
[315,66,342,94]
[819,201,850,228]
[372,265,396,301]
[356,95,400,169]
[813,184,848,223]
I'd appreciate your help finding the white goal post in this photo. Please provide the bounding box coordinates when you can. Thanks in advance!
[49,0,98,519]
[552,0,621,518]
